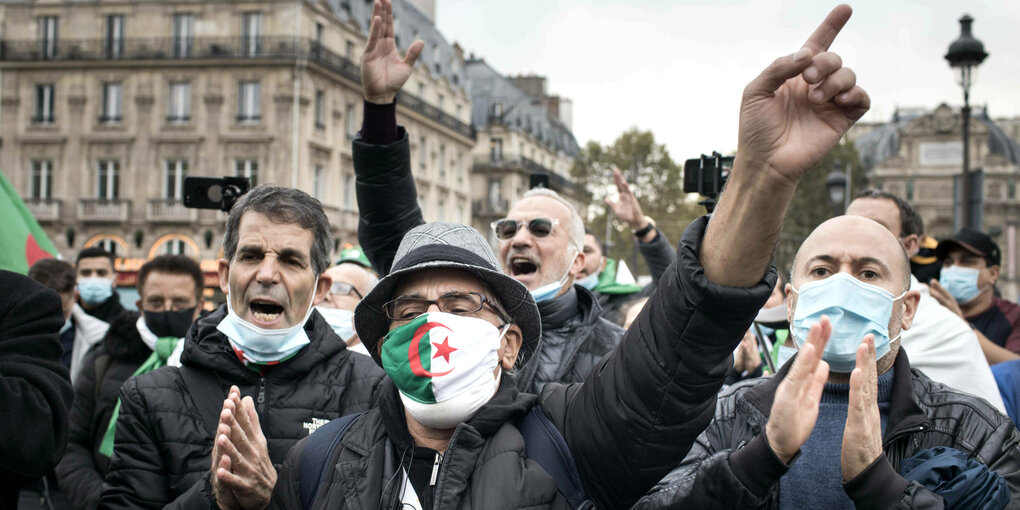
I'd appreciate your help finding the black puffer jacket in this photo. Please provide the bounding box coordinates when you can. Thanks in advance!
[99,305,385,509]
[635,349,1020,509]
[518,284,623,393]
[0,271,74,510]
[269,216,776,509]
[56,312,149,510]
[354,131,624,394]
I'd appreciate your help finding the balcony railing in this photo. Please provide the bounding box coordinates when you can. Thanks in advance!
[473,156,584,196]
[472,198,509,218]
[25,198,61,222]
[1,36,475,139]
[147,198,196,223]
[98,115,122,124]
[322,205,358,232]
[79,198,129,222]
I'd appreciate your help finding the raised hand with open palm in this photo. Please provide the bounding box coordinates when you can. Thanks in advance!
[361,0,424,104]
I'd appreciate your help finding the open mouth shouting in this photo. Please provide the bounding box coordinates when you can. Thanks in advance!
[249,298,286,327]
[507,253,541,288]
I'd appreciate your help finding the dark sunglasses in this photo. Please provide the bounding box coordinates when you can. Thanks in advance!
[490,217,560,240]
[329,282,363,299]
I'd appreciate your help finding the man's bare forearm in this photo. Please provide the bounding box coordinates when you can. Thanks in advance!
[976,330,1020,365]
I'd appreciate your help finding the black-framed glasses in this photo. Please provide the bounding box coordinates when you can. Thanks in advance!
[490,217,560,240]
[383,292,508,323]
[330,281,363,299]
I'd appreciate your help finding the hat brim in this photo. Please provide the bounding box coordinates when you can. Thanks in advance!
[354,260,541,369]
[935,239,986,261]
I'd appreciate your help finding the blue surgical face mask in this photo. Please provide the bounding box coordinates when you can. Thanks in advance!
[78,277,114,306]
[776,344,798,369]
[216,279,318,363]
[790,273,905,373]
[576,272,599,291]
[530,246,578,304]
[939,265,982,304]
[315,306,356,341]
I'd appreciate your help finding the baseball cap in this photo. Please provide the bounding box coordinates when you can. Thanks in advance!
[935,228,1001,266]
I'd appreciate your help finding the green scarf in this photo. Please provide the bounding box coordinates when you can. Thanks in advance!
[98,336,181,457]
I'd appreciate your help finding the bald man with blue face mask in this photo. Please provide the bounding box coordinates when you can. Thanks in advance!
[640,215,1020,509]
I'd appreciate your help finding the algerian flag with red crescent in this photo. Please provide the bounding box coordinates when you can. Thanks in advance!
[381,312,501,405]
[0,172,58,274]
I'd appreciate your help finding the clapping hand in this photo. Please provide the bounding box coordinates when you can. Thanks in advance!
[211,386,276,510]
[840,335,884,481]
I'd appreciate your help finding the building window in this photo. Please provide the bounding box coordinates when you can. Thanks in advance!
[431,43,440,73]
[165,160,187,199]
[30,160,52,199]
[235,159,258,187]
[345,40,355,60]
[438,94,444,112]
[344,103,356,139]
[33,84,55,124]
[437,199,445,222]
[906,179,915,201]
[168,82,190,123]
[96,239,119,255]
[439,144,446,178]
[38,16,58,60]
[100,82,122,124]
[418,82,425,98]
[163,239,187,255]
[490,138,503,162]
[343,173,354,210]
[241,12,263,57]
[97,160,119,199]
[237,81,261,122]
[105,15,124,59]
[172,14,193,58]
[315,23,324,46]
[313,165,325,200]
[1009,180,1016,200]
[419,136,427,170]
[314,90,325,130]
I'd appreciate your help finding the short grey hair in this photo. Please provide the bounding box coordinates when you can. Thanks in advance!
[520,187,585,251]
[222,185,333,275]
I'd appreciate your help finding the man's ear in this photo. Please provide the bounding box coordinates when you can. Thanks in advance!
[217,259,231,295]
[988,265,1001,285]
[500,324,523,370]
[785,283,797,324]
[899,290,922,331]
[570,249,586,277]
[901,234,920,259]
[313,272,333,305]
[598,256,607,274]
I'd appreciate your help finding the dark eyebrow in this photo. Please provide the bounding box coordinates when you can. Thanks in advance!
[805,254,892,275]
[237,245,264,257]
[278,248,308,263]
[805,254,839,267]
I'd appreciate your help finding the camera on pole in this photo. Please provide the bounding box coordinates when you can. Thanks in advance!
[683,151,734,213]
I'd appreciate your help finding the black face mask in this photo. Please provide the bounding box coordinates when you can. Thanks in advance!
[143,308,197,338]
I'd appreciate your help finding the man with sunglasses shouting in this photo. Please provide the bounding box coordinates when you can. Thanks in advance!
[354,1,624,394]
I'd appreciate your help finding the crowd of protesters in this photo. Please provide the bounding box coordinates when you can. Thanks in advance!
[4,2,1020,509]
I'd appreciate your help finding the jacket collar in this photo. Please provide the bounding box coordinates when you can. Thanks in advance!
[180,304,345,382]
[741,348,929,441]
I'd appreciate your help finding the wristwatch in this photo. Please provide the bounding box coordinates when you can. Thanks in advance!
[632,216,655,238]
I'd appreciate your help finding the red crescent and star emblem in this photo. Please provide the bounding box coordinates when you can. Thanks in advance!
[408,322,457,377]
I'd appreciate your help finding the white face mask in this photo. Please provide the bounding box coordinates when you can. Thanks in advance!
[315,306,356,341]
[380,312,509,429]
[216,278,318,363]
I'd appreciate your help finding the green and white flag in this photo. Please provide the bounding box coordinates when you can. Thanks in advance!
[381,312,501,405]
[0,172,58,274]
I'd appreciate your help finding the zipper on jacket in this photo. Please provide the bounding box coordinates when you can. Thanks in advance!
[429,452,443,486]
[256,377,266,415]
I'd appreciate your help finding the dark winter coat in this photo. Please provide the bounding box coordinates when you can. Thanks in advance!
[634,349,1020,509]
[55,313,149,510]
[0,271,74,510]
[270,215,776,509]
[353,131,624,394]
[98,305,385,509]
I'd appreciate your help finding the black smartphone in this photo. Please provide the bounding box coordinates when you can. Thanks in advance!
[183,177,251,212]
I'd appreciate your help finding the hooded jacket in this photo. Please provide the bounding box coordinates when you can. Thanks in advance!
[56,312,149,510]
[634,350,1020,509]
[68,303,111,385]
[0,271,74,510]
[269,215,776,509]
[99,305,385,510]
[353,130,623,394]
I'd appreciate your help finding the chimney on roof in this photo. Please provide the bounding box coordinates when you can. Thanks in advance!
[508,75,547,100]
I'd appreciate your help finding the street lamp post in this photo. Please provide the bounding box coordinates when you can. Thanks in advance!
[945,14,988,230]
[826,163,848,217]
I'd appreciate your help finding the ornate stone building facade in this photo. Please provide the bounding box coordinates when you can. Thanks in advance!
[463,60,584,245]
[849,104,1020,299]
[0,0,473,295]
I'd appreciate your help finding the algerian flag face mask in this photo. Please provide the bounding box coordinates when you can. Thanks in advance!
[381,311,509,429]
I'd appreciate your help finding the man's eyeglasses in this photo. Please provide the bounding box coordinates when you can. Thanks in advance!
[383,292,508,323]
[490,217,560,240]
[330,282,363,299]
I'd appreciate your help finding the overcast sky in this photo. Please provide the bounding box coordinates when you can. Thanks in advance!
[435,0,1020,162]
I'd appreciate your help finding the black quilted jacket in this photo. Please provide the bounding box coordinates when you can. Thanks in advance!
[98,305,385,509]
